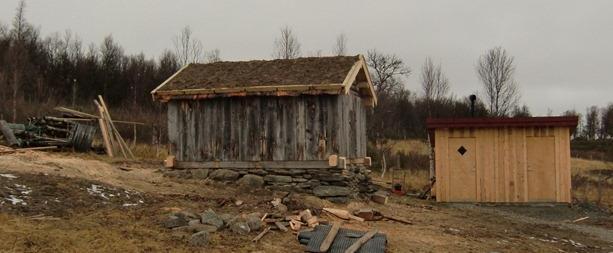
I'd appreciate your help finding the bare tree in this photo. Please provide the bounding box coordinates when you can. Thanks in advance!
[599,104,613,139]
[9,0,30,122]
[173,26,204,66]
[511,104,531,117]
[205,48,221,63]
[332,33,347,56]
[421,57,449,103]
[584,106,600,140]
[366,49,411,94]
[476,47,520,116]
[273,26,301,59]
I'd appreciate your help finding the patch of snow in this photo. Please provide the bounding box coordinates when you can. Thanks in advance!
[5,195,26,205]
[122,203,138,207]
[86,184,109,200]
[0,174,17,179]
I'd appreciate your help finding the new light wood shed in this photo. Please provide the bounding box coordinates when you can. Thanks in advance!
[427,117,578,203]
[151,55,376,169]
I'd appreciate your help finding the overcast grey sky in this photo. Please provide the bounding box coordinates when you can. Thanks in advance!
[1,0,612,115]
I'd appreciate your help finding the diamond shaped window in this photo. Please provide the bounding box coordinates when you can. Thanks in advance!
[457,146,467,156]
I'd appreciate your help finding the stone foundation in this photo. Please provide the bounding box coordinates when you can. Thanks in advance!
[164,165,375,202]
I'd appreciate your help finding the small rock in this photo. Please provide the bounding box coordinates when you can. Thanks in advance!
[209,169,240,181]
[220,213,235,227]
[264,175,292,183]
[246,213,263,231]
[200,209,224,229]
[191,169,209,179]
[164,215,189,229]
[313,186,351,197]
[173,211,199,220]
[327,196,349,204]
[190,231,209,247]
[230,221,251,235]
[237,174,264,190]
[188,219,201,226]
[164,170,192,179]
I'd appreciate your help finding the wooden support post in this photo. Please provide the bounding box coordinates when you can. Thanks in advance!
[344,229,378,253]
[319,221,341,252]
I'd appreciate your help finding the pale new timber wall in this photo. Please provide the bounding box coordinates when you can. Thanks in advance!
[434,126,572,203]
[167,94,367,162]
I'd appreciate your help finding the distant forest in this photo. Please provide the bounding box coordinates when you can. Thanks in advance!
[1,1,612,144]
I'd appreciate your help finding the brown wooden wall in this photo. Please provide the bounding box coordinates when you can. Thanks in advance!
[434,126,572,203]
[167,94,367,162]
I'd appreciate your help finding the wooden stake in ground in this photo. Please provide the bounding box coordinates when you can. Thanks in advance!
[344,229,378,253]
[319,221,341,252]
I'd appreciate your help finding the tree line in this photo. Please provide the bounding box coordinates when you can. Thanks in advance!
[1,2,612,143]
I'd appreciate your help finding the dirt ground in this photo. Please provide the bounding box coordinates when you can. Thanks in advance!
[0,151,611,253]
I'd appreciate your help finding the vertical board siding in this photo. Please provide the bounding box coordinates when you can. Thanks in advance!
[435,126,572,203]
[167,94,367,162]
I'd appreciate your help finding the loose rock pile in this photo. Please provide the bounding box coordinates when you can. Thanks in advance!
[165,164,375,202]
[163,209,265,247]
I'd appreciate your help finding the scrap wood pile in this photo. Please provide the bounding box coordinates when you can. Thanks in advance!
[160,193,412,252]
[0,95,140,159]
[0,116,96,152]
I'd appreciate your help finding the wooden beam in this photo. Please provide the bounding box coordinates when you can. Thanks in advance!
[164,155,176,168]
[94,100,114,157]
[319,221,341,252]
[344,229,378,253]
[174,160,337,169]
[348,157,372,166]
[153,83,345,100]
[328,155,338,167]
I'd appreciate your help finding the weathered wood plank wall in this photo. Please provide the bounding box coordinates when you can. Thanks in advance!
[434,126,572,203]
[167,94,367,162]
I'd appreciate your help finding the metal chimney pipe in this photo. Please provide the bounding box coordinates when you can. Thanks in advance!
[469,94,477,117]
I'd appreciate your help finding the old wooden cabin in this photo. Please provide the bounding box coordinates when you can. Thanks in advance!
[151,55,376,198]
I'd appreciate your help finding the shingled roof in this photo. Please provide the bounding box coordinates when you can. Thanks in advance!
[151,55,376,106]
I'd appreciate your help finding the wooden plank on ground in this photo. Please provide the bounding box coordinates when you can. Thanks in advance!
[344,229,378,253]
[319,221,341,252]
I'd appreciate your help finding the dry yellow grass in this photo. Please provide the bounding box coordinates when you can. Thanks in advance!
[571,158,613,210]
[388,139,430,155]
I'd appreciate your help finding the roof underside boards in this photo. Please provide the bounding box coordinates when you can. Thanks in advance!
[426,116,579,129]
[151,55,377,106]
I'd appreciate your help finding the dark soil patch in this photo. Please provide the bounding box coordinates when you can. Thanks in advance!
[0,171,150,217]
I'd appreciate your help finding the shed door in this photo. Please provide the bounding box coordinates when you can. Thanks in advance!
[527,137,556,202]
[447,138,477,202]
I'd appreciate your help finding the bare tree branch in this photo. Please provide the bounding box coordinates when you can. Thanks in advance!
[421,57,449,103]
[476,47,520,116]
[332,33,347,56]
[173,26,204,66]
[366,49,411,94]
[205,48,221,63]
[273,26,301,59]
